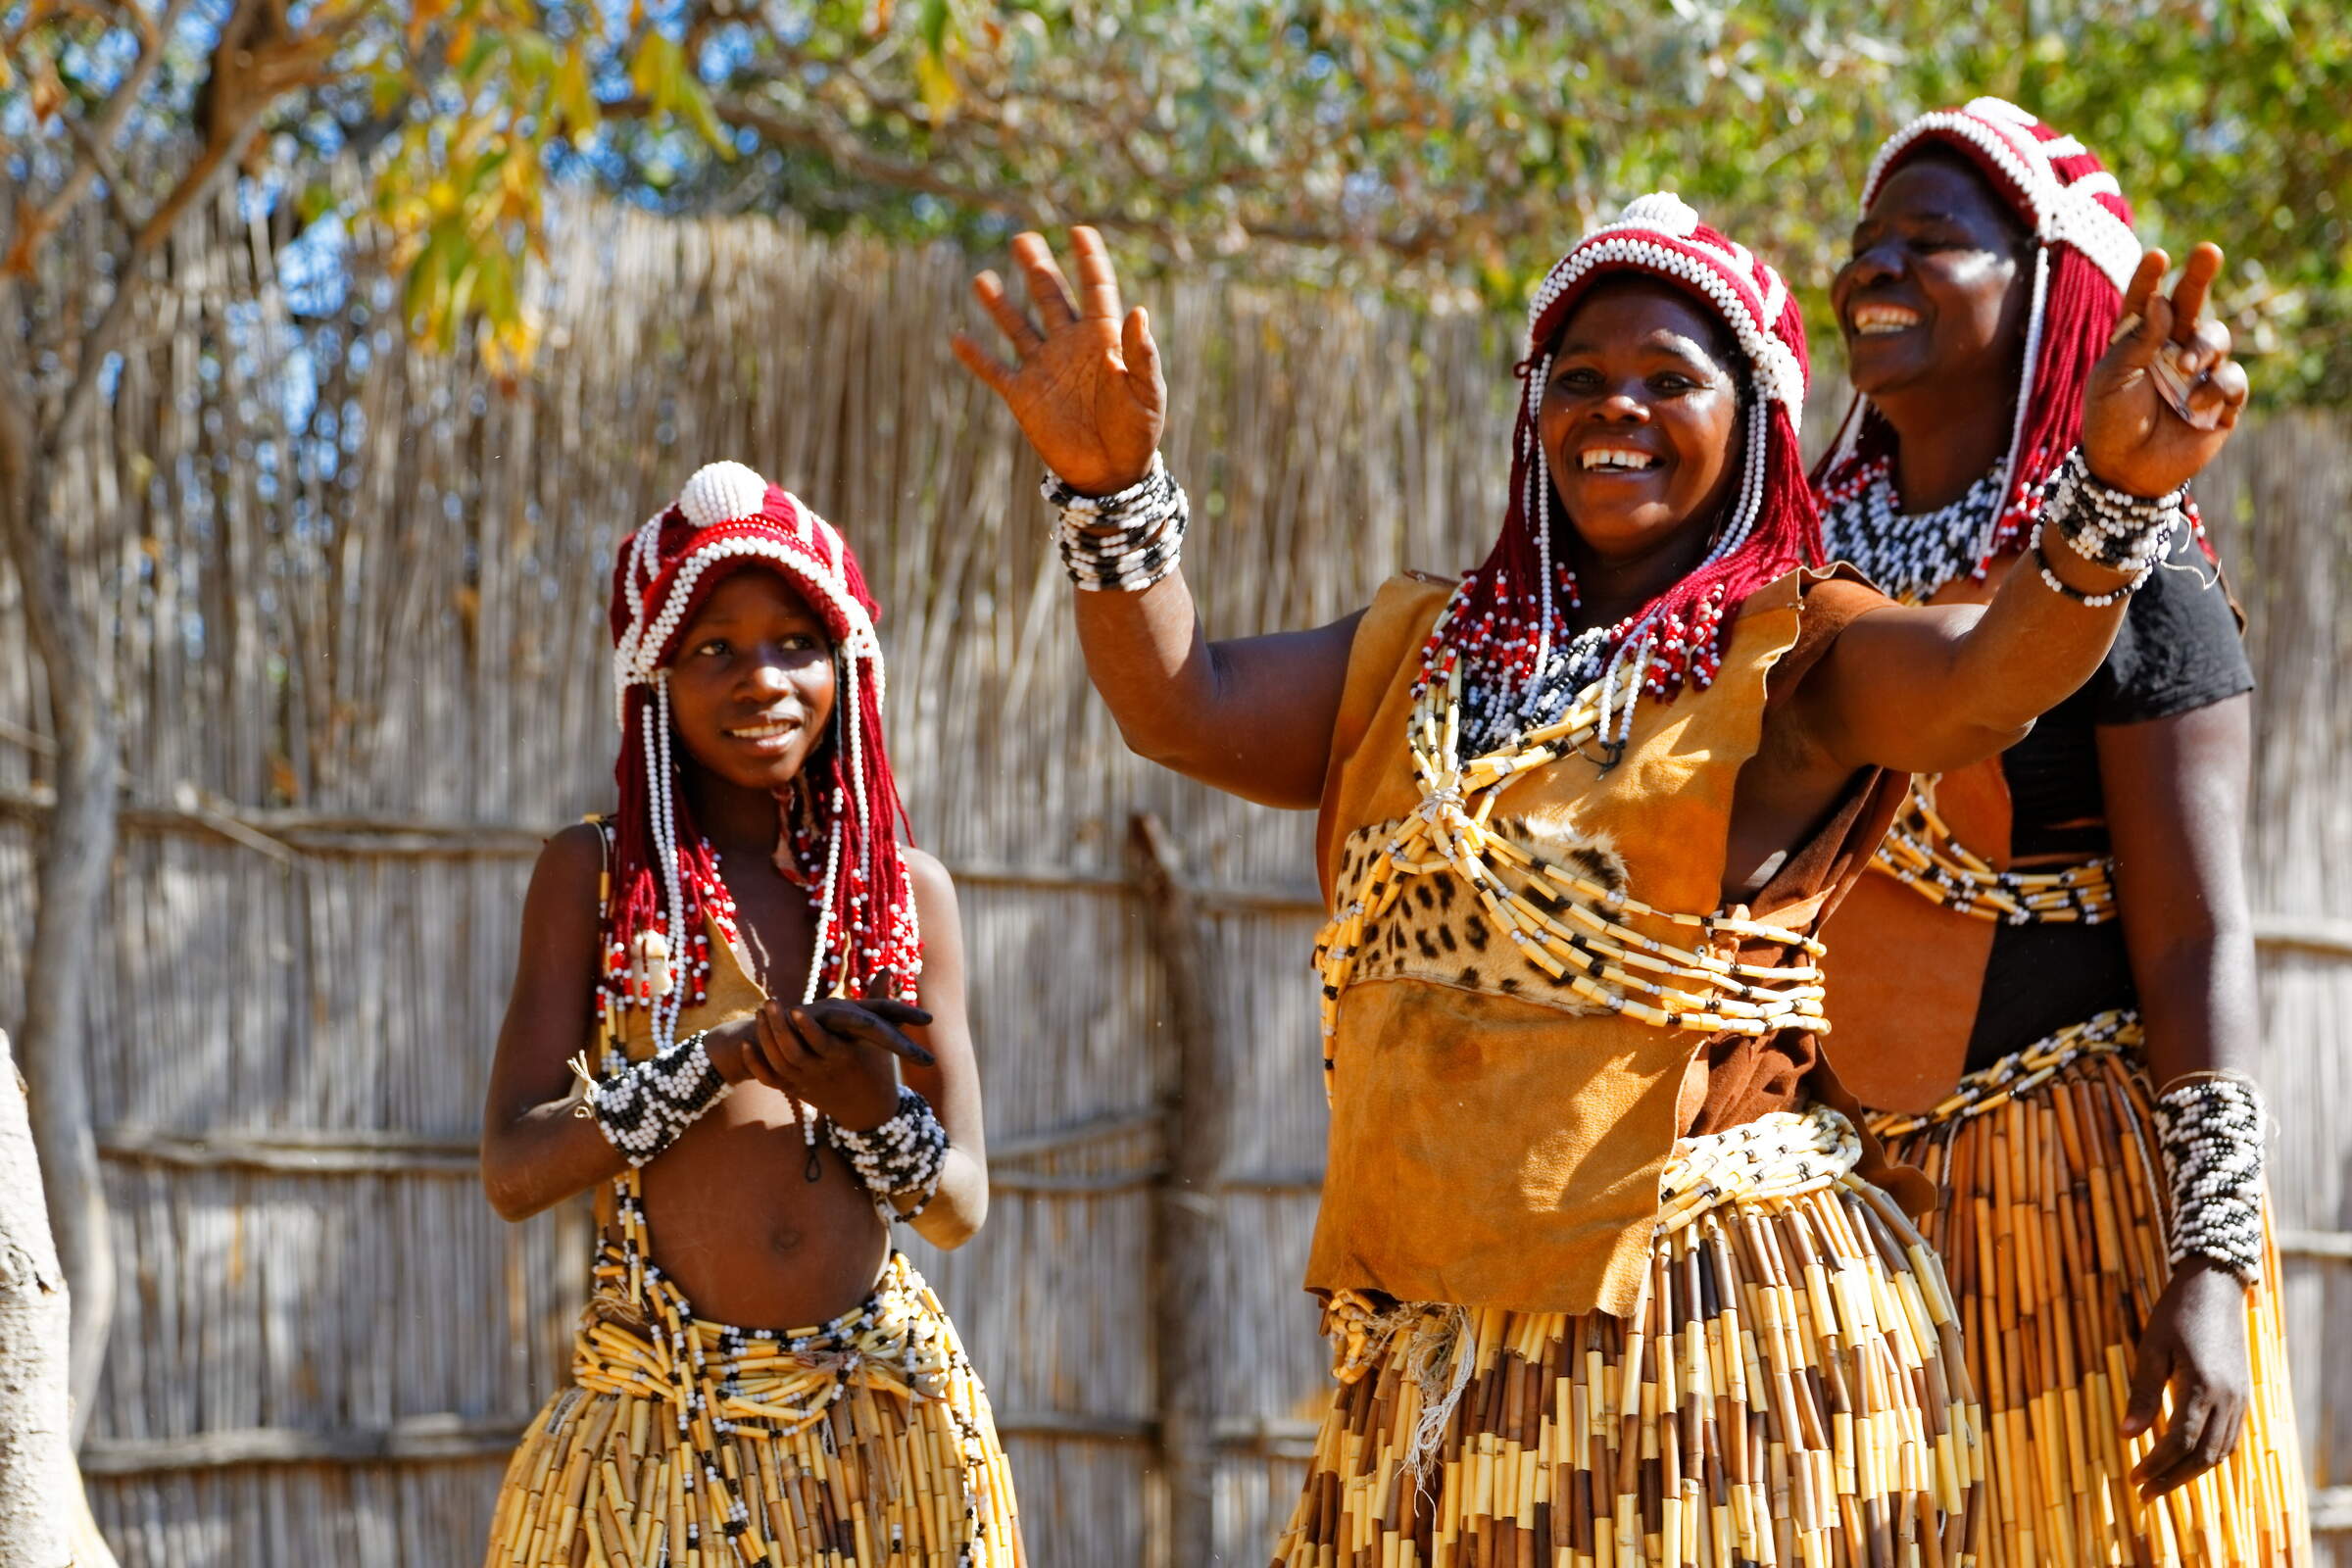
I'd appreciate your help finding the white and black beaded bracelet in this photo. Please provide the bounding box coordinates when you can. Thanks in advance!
[829,1085,951,1220]
[571,1031,731,1167]
[2152,1071,2268,1286]
[1042,454,1191,593]
[2044,448,2184,575]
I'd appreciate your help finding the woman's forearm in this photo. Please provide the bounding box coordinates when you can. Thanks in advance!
[1934,544,2139,743]
[1065,562,1361,809]
[480,1098,629,1221]
[1070,566,1224,765]
[903,1148,989,1250]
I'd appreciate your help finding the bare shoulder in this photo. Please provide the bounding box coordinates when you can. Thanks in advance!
[900,845,960,922]
[534,821,607,897]
[517,822,608,952]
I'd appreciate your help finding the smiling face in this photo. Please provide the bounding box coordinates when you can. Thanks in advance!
[663,568,838,794]
[1832,152,2033,407]
[1536,277,1746,563]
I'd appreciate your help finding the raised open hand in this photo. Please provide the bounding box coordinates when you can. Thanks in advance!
[2081,243,2249,499]
[952,227,1164,497]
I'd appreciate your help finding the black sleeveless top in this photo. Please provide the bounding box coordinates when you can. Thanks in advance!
[1964,521,2254,1069]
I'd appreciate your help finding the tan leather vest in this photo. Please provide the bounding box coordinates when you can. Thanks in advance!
[1308,570,1895,1319]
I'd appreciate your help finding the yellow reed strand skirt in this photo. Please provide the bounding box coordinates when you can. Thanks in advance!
[1870,1015,2310,1567]
[482,1249,1023,1568]
[1272,1105,1984,1568]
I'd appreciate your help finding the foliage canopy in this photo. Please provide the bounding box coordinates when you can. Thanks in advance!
[5,1,2349,401]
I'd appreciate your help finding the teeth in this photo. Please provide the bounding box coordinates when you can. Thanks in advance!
[728,720,796,739]
[1851,305,1920,336]
[1580,448,1658,471]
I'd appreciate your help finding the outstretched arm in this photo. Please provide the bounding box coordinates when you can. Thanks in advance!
[954,227,1357,809]
[1796,245,2250,775]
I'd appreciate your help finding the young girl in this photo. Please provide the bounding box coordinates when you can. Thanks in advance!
[477,463,1022,1567]
[953,194,2244,1565]
[1811,98,2308,1562]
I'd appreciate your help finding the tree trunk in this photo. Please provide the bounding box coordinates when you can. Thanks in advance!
[0,1029,118,1568]
[0,472,119,1446]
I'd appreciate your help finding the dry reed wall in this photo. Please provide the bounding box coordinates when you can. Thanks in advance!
[3,199,2346,1564]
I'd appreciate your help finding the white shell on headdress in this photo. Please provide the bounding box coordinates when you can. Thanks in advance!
[679,461,771,530]
[1613,192,1701,239]
[612,462,884,729]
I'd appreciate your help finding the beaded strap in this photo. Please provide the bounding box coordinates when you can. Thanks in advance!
[1867,1009,2139,1139]
[1650,1102,1861,1236]
[569,1030,730,1166]
[1872,775,2116,925]
[1042,453,1190,592]
[2152,1071,2268,1286]
[829,1086,951,1220]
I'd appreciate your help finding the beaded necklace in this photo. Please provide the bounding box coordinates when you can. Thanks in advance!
[1314,586,1829,1086]
[1816,457,2030,606]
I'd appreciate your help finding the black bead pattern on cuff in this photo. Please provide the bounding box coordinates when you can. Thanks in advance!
[2152,1072,2268,1287]
[1042,454,1190,592]
[829,1086,951,1221]
[581,1032,731,1166]
[2032,448,2184,607]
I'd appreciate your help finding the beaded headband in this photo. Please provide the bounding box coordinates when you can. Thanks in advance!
[1860,97,2139,295]
[1530,192,1808,417]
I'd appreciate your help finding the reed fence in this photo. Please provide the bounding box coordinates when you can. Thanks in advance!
[3,197,2346,1564]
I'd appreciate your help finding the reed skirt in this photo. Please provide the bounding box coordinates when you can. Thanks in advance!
[481,1250,1023,1568]
[1272,1105,1984,1568]
[1869,1013,2308,1567]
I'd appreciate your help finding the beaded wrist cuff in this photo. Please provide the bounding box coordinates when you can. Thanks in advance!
[572,1031,731,1167]
[1042,453,1190,592]
[2152,1071,2268,1286]
[829,1086,951,1220]
[2031,448,2183,607]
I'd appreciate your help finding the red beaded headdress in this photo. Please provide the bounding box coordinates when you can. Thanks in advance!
[1449,192,1818,726]
[1815,97,2143,572]
[605,462,918,1052]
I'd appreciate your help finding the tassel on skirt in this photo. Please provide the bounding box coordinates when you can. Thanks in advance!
[1272,1104,1984,1568]
[482,1250,1023,1568]
[1871,1013,2310,1567]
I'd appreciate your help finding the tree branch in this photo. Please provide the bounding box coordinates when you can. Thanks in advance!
[2,0,196,275]
[45,2,345,452]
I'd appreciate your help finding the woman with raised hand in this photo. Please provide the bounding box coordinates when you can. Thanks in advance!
[1812,98,2308,1563]
[956,191,2240,1565]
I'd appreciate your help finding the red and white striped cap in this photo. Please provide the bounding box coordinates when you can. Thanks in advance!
[1526,192,1810,418]
[611,461,883,726]
[1861,96,2139,293]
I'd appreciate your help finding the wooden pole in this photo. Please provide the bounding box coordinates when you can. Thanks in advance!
[1131,812,1233,1567]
